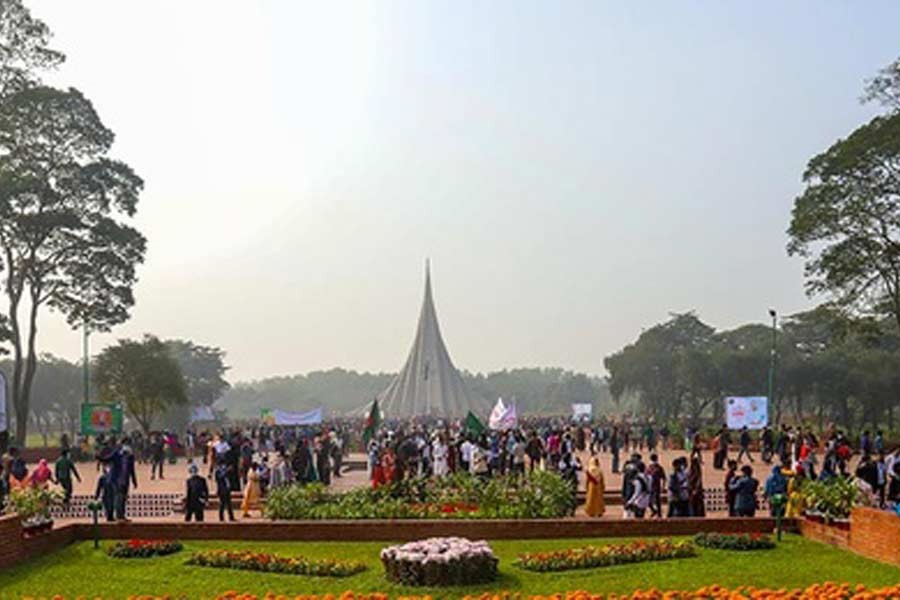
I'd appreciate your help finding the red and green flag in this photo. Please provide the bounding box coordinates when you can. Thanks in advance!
[363,398,381,444]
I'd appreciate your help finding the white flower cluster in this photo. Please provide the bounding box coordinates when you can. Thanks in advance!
[380,537,495,565]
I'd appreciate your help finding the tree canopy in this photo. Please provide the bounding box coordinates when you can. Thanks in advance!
[94,335,187,434]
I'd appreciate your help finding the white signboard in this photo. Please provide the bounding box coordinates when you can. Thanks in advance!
[190,405,216,423]
[269,407,323,426]
[572,403,593,421]
[725,396,768,430]
[0,370,7,432]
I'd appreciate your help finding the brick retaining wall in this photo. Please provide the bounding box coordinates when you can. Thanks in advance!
[82,516,782,542]
[0,514,25,570]
[797,516,851,549]
[849,507,900,567]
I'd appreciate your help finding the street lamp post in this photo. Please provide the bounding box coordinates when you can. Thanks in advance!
[768,309,777,423]
[82,320,90,404]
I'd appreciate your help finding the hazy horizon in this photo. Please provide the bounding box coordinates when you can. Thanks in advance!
[27,1,900,381]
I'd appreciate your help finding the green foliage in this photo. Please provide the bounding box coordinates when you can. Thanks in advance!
[264,471,574,520]
[107,540,183,559]
[800,477,861,522]
[693,533,775,551]
[93,335,188,433]
[3,485,62,523]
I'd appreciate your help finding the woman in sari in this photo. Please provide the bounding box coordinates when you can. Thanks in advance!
[584,456,605,517]
[688,455,706,517]
[240,462,261,518]
[29,459,53,489]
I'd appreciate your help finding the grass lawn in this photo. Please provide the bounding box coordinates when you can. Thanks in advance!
[1,535,898,599]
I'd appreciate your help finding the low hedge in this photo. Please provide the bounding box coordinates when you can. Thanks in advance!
[693,532,775,551]
[264,471,574,520]
[106,539,183,559]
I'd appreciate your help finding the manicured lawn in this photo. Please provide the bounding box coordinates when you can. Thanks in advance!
[1,535,898,599]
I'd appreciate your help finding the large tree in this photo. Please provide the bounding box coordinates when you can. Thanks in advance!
[0,85,145,445]
[788,59,900,332]
[94,335,187,434]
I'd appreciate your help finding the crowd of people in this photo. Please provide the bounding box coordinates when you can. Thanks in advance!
[1,416,899,523]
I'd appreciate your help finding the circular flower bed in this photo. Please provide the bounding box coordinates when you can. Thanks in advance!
[380,537,498,586]
[107,539,183,558]
[693,532,775,551]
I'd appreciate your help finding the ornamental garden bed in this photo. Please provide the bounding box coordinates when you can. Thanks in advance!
[692,532,775,551]
[2,536,900,599]
[186,549,367,577]
[514,539,695,572]
[107,539,183,558]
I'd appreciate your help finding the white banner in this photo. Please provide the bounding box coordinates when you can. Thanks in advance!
[489,398,518,431]
[190,405,216,423]
[572,403,592,421]
[0,370,6,432]
[725,396,768,430]
[271,407,323,426]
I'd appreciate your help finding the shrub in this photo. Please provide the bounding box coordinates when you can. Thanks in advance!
[186,549,366,578]
[693,532,775,551]
[106,539,183,558]
[800,477,860,521]
[380,537,498,586]
[514,539,695,572]
[264,471,573,520]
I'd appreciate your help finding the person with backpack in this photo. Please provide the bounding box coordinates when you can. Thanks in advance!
[626,462,651,519]
[764,465,788,517]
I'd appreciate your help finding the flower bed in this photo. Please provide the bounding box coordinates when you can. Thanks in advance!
[514,539,695,572]
[693,532,775,551]
[186,549,366,578]
[35,583,900,600]
[264,471,574,520]
[106,539,183,558]
[380,537,498,586]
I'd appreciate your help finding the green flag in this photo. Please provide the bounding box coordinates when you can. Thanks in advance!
[464,410,485,437]
[363,398,381,445]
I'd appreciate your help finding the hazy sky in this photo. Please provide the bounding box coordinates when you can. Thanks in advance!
[29,1,900,382]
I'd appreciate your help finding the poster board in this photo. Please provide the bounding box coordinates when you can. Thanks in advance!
[725,396,768,430]
[80,403,123,435]
[572,403,593,421]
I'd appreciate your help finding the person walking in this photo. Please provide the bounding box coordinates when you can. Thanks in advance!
[688,456,705,517]
[185,464,209,522]
[646,453,665,519]
[110,438,137,522]
[241,462,261,518]
[584,456,605,517]
[54,449,81,507]
[737,426,754,463]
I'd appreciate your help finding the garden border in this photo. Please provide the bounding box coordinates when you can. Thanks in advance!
[0,513,785,572]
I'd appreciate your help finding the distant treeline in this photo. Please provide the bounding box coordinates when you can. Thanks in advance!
[217,367,612,418]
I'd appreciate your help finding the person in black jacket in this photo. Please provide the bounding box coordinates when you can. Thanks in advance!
[215,462,235,521]
[94,463,116,522]
[185,464,209,522]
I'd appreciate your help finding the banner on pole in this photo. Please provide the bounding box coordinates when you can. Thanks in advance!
[0,370,7,433]
[80,403,123,435]
[572,403,593,421]
[261,407,323,426]
[725,396,768,430]
[488,398,518,431]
